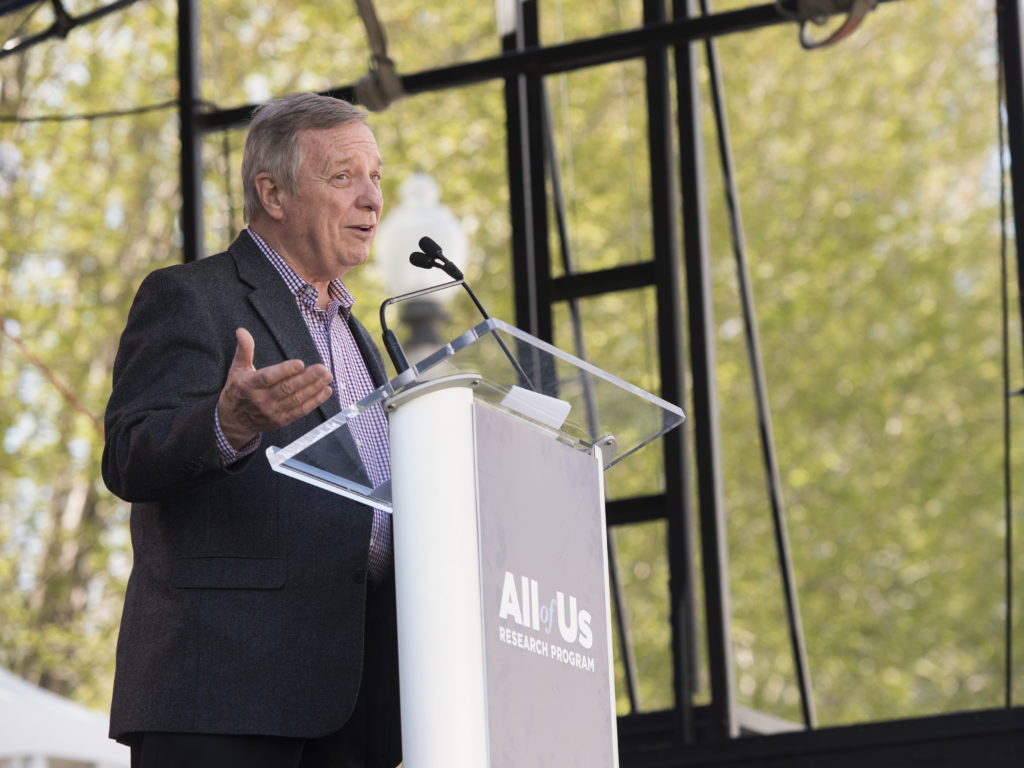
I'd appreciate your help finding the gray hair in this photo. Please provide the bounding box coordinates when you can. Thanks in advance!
[241,93,368,222]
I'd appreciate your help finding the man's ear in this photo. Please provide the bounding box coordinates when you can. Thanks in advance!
[254,172,285,221]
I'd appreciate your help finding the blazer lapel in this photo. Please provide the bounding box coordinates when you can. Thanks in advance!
[229,233,340,424]
[228,232,378,488]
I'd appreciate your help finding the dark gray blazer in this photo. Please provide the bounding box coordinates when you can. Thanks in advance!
[102,231,397,748]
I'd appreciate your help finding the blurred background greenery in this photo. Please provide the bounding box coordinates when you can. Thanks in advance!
[0,0,1020,727]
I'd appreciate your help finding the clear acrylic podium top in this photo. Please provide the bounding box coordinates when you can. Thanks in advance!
[266,318,685,511]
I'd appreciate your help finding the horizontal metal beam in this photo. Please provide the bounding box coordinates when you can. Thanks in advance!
[606,494,668,526]
[617,706,1024,767]
[196,0,901,132]
[551,262,657,302]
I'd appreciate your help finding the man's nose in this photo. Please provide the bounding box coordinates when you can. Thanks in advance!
[358,179,383,211]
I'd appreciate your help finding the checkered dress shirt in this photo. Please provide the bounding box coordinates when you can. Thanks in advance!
[216,229,392,583]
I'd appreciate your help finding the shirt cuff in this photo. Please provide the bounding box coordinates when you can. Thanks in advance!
[215,405,261,465]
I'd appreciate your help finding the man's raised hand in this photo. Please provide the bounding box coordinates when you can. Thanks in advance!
[217,328,334,450]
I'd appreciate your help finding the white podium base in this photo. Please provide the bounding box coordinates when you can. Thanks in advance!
[389,382,488,766]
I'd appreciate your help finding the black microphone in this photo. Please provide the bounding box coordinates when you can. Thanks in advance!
[409,238,534,391]
[414,237,487,320]
[416,237,464,281]
[408,250,436,271]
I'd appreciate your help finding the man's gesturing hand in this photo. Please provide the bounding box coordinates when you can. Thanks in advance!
[217,328,334,450]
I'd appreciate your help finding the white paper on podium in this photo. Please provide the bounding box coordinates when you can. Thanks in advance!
[499,385,572,430]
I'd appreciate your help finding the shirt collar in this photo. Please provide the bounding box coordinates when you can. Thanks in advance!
[246,227,355,315]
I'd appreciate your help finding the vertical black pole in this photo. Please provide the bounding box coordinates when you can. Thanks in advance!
[504,0,552,342]
[674,0,737,740]
[996,0,1024,710]
[178,0,203,263]
[502,12,528,317]
[998,0,1024,354]
[644,0,699,743]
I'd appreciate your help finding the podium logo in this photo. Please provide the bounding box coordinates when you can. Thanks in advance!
[498,571,593,650]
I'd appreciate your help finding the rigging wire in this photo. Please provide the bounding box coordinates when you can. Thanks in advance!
[773,0,878,50]
[0,0,142,60]
[996,5,1015,708]
[0,0,46,46]
[351,0,404,110]
[700,0,817,729]
[0,99,178,123]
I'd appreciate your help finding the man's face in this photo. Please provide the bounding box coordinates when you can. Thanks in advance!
[277,121,383,283]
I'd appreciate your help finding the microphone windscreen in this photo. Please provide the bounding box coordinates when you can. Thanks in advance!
[409,251,435,269]
[419,236,443,256]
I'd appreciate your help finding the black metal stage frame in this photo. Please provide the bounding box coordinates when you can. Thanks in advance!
[173,0,1024,764]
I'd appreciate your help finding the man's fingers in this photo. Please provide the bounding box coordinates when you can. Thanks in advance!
[276,375,335,420]
[220,333,334,437]
[236,363,333,426]
[275,366,334,408]
[230,328,333,395]
[250,359,332,393]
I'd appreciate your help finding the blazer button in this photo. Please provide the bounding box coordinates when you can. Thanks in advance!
[352,569,366,584]
[180,458,203,476]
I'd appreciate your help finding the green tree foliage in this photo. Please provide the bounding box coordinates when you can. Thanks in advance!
[0,0,181,707]
[536,0,1020,721]
[0,0,1018,730]
[707,1,1020,723]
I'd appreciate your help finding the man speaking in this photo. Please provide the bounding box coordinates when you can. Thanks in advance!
[102,93,401,768]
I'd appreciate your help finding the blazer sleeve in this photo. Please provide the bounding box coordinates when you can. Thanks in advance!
[102,265,246,503]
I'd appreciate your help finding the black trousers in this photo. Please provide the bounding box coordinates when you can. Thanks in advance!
[129,727,368,768]
[129,572,402,768]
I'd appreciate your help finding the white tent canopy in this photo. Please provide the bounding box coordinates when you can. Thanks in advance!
[0,667,128,768]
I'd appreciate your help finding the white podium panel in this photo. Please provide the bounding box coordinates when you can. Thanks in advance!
[389,385,617,768]
[475,403,617,767]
